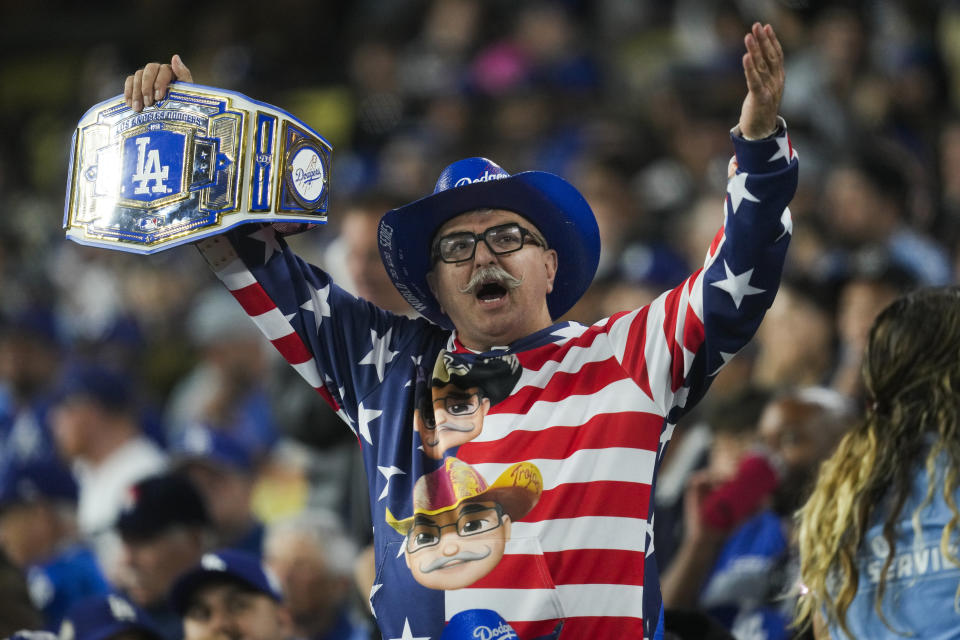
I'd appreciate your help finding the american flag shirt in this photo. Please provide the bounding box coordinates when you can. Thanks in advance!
[197,126,797,640]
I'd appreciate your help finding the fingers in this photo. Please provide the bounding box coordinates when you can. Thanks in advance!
[745,29,768,76]
[123,74,134,108]
[742,51,763,95]
[157,64,177,99]
[131,69,144,112]
[747,23,784,79]
[140,62,161,108]
[756,24,784,80]
[171,54,194,82]
[765,24,784,66]
[743,22,785,97]
[124,54,192,113]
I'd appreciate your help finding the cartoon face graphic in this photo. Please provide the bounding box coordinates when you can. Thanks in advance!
[386,458,542,592]
[417,383,492,459]
[414,351,521,460]
[404,500,511,590]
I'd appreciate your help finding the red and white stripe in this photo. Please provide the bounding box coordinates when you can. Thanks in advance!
[196,238,345,418]
[450,267,708,636]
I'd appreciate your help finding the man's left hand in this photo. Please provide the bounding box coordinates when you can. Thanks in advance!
[738,22,785,140]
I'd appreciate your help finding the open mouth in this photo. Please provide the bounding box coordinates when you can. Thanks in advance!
[476,281,508,302]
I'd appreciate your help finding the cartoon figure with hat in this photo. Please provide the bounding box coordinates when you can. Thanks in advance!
[414,351,521,460]
[386,457,542,590]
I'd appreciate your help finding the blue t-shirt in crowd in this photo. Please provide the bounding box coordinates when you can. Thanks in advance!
[700,509,792,640]
[27,544,110,629]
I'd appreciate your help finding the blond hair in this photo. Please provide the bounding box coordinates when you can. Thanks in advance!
[795,287,960,638]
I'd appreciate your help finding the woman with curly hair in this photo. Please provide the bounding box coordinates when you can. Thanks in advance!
[795,287,960,638]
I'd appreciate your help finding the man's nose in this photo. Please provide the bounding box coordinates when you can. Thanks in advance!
[441,531,462,556]
[208,607,239,637]
[473,238,497,264]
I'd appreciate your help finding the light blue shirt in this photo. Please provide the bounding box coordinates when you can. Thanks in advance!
[829,454,960,639]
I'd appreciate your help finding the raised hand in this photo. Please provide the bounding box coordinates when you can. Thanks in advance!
[124,54,193,112]
[738,23,785,140]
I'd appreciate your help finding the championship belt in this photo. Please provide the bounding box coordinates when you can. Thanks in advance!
[64,82,331,254]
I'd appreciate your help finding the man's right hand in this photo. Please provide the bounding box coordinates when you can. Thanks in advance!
[124,54,193,112]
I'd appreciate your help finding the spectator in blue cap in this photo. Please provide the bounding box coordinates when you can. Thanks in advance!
[114,473,212,640]
[0,458,109,630]
[58,593,164,640]
[169,549,293,640]
[50,362,167,580]
[0,307,66,471]
[170,424,266,557]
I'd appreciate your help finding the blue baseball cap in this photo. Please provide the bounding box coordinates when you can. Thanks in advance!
[115,473,210,541]
[60,594,165,640]
[378,157,600,329]
[53,362,132,412]
[170,424,254,473]
[168,549,283,615]
[0,459,77,509]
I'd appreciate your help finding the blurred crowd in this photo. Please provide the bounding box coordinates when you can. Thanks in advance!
[1,0,959,639]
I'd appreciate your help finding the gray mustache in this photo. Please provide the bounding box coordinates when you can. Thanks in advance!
[458,265,524,295]
[419,548,492,573]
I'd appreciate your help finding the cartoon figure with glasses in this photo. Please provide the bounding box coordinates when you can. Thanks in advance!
[414,350,521,460]
[386,456,542,590]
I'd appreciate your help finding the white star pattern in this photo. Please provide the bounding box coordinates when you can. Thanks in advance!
[359,328,399,382]
[377,465,405,500]
[369,583,383,618]
[323,373,346,403]
[709,351,737,376]
[321,374,344,409]
[550,322,585,342]
[300,282,331,331]
[727,172,760,214]
[659,422,676,447]
[389,619,430,640]
[775,206,793,242]
[710,261,765,309]
[357,401,382,445]
[768,134,791,164]
[247,226,282,263]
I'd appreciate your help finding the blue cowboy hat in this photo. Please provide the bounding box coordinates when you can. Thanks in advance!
[378,157,600,329]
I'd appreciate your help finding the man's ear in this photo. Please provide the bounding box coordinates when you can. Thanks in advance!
[543,249,558,294]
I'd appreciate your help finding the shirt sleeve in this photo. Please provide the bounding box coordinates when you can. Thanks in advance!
[605,117,798,421]
[196,223,435,437]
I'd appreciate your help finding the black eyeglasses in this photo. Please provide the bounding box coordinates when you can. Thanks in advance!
[432,223,545,264]
[406,505,504,553]
[423,392,483,429]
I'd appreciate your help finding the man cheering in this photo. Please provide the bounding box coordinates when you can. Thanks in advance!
[126,22,795,639]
